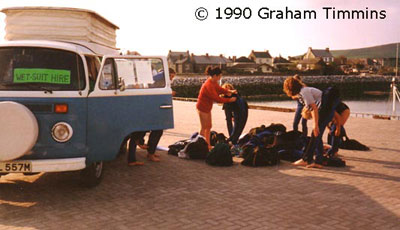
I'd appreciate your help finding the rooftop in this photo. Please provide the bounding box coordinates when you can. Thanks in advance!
[251,50,272,58]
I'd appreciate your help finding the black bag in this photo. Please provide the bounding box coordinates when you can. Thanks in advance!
[274,130,304,150]
[168,139,190,156]
[237,125,266,147]
[184,135,209,159]
[340,135,370,151]
[248,125,266,136]
[238,124,286,147]
[278,149,302,162]
[275,130,308,162]
[241,146,279,167]
[265,123,286,133]
[210,132,228,146]
[206,143,233,166]
[323,156,346,167]
[210,131,218,146]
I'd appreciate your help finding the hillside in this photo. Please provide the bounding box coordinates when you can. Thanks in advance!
[331,43,399,59]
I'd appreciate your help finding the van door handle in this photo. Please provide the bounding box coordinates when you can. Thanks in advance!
[160,105,173,109]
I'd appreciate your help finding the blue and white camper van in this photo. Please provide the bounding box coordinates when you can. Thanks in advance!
[0,7,174,186]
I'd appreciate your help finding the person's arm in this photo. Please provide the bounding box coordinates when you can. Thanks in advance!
[301,117,308,136]
[309,103,319,137]
[333,111,342,136]
[208,84,236,103]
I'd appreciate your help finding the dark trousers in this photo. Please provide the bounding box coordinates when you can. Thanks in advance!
[327,125,346,156]
[127,131,146,163]
[293,101,308,136]
[147,130,163,154]
[127,130,163,162]
[302,90,340,164]
[225,108,248,145]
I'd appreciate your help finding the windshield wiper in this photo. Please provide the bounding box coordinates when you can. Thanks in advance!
[40,87,53,94]
[0,83,53,93]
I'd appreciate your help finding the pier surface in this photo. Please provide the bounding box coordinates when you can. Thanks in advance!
[1,100,399,229]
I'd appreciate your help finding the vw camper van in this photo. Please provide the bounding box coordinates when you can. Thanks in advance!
[0,7,174,186]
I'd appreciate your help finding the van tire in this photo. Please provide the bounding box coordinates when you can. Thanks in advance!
[80,161,104,187]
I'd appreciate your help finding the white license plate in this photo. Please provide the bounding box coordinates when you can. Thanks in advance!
[0,161,32,173]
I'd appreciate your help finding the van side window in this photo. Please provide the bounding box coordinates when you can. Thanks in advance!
[113,58,165,89]
[99,58,116,90]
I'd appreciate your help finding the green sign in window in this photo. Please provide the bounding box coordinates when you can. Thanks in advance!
[13,68,71,84]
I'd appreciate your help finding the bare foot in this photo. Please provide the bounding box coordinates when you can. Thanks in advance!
[134,140,149,149]
[138,144,149,149]
[147,153,161,158]
[306,163,323,169]
[147,154,160,162]
[333,152,342,158]
[292,159,307,166]
[128,161,144,166]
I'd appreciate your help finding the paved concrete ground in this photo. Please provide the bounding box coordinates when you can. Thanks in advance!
[0,100,399,230]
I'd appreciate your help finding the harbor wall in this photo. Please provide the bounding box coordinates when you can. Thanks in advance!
[172,75,400,100]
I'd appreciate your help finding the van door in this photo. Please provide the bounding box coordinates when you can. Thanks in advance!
[87,56,173,162]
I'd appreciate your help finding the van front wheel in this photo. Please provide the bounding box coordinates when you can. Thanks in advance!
[80,161,104,187]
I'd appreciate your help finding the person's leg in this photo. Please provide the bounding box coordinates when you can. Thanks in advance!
[147,130,163,161]
[224,109,233,137]
[308,123,330,168]
[134,131,148,149]
[293,102,303,131]
[294,132,316,166]
[301,118,308,136]
[128,134,144,166]
[229,110,240,144]
[310,98,340,167]
[119,135,130,154]
[147,130,163,154]
[236,109,248,144]
[198,110,212,149]
[340,109,350,126]
[230,109,248,145]
[304,133,316,163]
[327,124,340,156]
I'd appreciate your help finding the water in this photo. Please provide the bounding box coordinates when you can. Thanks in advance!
[250,99,400,116]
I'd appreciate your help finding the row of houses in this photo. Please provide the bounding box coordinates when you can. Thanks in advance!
[167,47,397,75]
[167,50,272,74]
[167,48,335,74]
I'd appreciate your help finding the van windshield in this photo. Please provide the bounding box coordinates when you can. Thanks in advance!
[0,47,85,91]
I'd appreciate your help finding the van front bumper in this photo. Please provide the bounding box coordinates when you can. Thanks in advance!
[31,157,86,172]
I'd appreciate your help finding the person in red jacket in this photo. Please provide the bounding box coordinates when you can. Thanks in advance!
[196,66,236,149]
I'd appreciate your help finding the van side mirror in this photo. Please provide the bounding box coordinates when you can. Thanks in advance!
[118,77,125,91]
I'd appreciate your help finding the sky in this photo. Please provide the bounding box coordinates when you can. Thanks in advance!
[0,0,399,58]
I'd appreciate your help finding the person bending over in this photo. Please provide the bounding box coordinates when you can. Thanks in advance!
[283,76,340,169]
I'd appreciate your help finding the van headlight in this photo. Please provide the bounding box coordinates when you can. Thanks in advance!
[51,122,73,142]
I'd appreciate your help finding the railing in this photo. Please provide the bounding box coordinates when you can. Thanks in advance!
[352,112,400,120]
